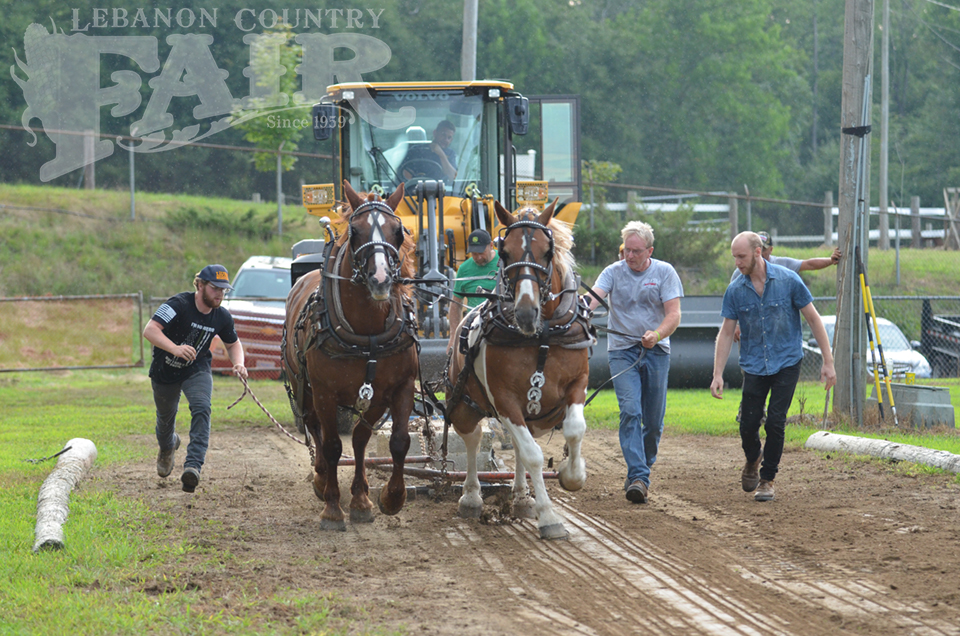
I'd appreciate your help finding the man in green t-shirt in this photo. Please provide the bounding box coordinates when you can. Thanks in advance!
[447,229,499,353]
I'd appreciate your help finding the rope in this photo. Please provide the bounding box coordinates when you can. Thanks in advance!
[228,375,315,463]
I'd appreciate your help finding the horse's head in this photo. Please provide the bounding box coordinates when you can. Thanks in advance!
[494,198,559,336]
[342,181,407,302]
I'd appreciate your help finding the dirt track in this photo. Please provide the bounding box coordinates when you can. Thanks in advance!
[100,423,960,635]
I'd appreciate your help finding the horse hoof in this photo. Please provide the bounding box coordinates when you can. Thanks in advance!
[350,507,375,524]
[458,503,482,519]
[320,518,346,532]
[377,492,406,516]
[557,460,586,492]
[539,523,568,540]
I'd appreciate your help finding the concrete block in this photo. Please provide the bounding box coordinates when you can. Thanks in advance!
[868,383,955,428]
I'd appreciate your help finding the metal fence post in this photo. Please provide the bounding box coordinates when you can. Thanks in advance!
[824,191,834,246]
[911,196,921,248]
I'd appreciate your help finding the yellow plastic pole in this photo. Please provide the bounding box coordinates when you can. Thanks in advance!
[859,272,885,419]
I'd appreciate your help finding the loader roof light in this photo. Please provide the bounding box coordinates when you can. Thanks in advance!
[302,183,336,217]
[516,181,549,209]
[488,88,501,98]
[341,90,355,100]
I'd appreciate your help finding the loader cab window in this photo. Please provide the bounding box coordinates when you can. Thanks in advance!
[345,92,496,198]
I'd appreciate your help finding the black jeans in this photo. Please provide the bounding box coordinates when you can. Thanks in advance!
[740,360,801,482]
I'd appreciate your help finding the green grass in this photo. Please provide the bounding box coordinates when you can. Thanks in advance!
[0,371,379,636]
[587,379,960,458]
[0,184,321,300]
[2,369,959,633]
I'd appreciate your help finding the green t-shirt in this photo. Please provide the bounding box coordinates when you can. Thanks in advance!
[453,253,500,308]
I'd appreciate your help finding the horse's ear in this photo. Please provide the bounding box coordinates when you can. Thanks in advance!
[537,197,559,227]
[385,182,405,211]
[494,200,516,227]
[342,180,364,211]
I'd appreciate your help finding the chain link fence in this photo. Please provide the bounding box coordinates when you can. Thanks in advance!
[798,296,960,383]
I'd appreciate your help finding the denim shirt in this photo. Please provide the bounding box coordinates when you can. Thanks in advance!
[721,263,813,376]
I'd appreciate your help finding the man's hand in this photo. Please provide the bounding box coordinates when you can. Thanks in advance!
[821,362,837,391]
[174,344,197,362]
[710,376,724,399]
[233,364,248,380]
[831,248,842,264]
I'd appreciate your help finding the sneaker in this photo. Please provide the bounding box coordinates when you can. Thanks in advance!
[156,434,181,478]
[181,466,200,493]
[754,479,775,502]
[625,480,648,504]
[741,456,762,492]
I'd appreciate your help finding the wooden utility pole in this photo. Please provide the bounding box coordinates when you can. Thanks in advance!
[834,0,875,424]
[879,0,890,250]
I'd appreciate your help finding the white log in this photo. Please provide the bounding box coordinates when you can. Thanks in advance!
[33,439,98,553]
[805,431,960,473]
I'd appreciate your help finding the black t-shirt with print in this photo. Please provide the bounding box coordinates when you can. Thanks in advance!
[148,291,239,384]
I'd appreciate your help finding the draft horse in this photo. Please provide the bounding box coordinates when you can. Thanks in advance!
[445,199,594,539]
[284,181,419,531]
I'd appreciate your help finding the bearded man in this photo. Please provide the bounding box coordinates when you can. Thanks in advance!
[143,264,247,493]
[710,232,835,502]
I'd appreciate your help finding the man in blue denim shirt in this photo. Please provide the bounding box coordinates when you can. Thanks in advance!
[711,232,835,502]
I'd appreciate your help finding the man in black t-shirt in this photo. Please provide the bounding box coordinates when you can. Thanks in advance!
[143,264,247,493]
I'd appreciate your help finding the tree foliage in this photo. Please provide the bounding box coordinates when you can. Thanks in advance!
[1,0,959,223]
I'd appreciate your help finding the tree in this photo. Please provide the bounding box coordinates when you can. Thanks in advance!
[230,24,308,173]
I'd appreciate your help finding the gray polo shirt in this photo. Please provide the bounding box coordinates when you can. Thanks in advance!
[594,259,684,353]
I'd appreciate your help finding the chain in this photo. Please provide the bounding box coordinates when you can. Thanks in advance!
[228,375,315,465]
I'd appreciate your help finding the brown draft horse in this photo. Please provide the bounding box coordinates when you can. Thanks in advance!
[284,182,419,531]
[445,199,593,540]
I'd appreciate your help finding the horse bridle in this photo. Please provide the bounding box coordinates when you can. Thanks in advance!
[348,200,403,285]
[498,218,555,304]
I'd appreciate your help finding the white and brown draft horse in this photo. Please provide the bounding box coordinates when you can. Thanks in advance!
[284,182,418,531]
[445,199,594,540]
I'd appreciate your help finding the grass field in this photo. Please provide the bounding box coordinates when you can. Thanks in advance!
[2,370,958,634]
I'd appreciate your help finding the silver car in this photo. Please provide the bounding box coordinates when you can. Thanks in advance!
[804,315,932,379]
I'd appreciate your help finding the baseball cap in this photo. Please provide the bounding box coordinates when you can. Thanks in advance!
[757,231,773,248]
[467,229,492,253]
[198,264,233,290]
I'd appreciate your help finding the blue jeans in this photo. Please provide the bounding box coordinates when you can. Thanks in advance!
[152,372,213,472]
[609,345,670,487]
[740,361,801,482]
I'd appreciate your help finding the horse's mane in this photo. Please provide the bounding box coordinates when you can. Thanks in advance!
[548,217,575,281]
[334,193,416,299]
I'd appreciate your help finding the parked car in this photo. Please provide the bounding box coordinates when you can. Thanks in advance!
[803,315,932,379]
[212,256,291,379]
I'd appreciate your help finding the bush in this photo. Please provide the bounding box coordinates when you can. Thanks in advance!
[164,206,277,240]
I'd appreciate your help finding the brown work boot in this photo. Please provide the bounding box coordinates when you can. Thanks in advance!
[741,456,761,492]
[754,479,775,502]
[625,480,648,504]
[156,434,180,478]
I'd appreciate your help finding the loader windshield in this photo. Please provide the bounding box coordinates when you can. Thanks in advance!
[346,91,496,198]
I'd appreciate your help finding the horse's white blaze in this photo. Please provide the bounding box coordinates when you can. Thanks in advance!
[517,274,537,307]
[368,211,390,285]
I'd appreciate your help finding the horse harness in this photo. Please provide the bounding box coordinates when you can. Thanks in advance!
[284,200,418,423]
[444,267,596,427]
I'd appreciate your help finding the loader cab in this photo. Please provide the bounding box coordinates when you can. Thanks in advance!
[312,81,582,214]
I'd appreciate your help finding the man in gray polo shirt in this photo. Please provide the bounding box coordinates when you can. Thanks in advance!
[587,221,683,504]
